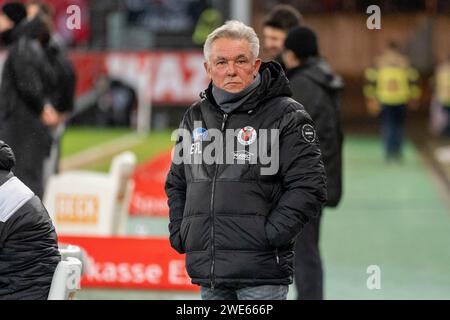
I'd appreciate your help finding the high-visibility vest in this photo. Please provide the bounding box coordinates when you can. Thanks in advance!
[436,64,450,107]
[192,9,223,46]
[364,66,420,106]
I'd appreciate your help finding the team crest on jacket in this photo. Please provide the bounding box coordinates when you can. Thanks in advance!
[192,127,208,142]
[237,126,257,146]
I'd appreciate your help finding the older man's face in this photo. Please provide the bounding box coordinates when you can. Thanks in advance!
[205,38,261,93]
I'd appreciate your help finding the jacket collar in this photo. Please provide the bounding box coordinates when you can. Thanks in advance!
[201,61,292,114]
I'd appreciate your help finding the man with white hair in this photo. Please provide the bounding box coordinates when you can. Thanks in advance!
[165,21,326,300]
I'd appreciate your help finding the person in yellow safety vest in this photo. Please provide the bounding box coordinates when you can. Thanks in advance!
[192,8,223,46]
[435,57,450,136]
[364,41,421,162]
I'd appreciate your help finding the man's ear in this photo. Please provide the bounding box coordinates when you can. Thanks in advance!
[254,58,262,76]
[204,61,212,80]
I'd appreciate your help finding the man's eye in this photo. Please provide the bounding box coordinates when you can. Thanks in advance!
[217,61,226,65]
[237,60,247,64]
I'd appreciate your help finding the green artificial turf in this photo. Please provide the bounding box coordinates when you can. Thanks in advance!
[61,126,132,159]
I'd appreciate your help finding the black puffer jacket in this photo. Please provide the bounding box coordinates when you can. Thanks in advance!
[287,57,344,207]
[0,141,60,300]
[165,62,327,289]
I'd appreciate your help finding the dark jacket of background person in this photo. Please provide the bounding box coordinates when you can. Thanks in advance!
[0,19,59,198]
[287,57,344,207]
[21,14,76,115]
[28,15,77,181]
[165,61,327,289]
[44,38,76,116]
[0,141,60,300]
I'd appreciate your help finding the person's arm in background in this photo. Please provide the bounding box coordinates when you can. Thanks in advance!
[407,67,421,110]
[265,105,327,248]
[56,55,77,124]
[363,67,381,116]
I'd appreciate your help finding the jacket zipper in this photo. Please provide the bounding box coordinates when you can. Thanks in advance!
[210,112,228,290]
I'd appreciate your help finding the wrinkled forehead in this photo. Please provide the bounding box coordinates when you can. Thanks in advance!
[209,37,254,61]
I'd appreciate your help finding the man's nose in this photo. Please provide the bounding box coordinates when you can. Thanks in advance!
[226,62,237,76]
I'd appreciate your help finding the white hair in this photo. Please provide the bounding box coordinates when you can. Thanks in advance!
[203,20,260,62]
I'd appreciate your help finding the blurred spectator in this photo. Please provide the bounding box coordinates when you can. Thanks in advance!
[97,78,137,127]
[25,1,77,185]
[0,140,60,300]
[434,56,450,137]
[262,4,302,66]
[71,74,137,128]
[364,41,421,162]
[283,26,344,300]
[192,7,223,46]
[0,1,61,198]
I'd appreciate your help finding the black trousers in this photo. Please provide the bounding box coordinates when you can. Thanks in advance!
[294,211,323,300]
[380,104,406,159]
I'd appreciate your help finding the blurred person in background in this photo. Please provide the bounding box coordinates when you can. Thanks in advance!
[26,0,76,185]
[96,77,137,128]
[192,7,223,46]
[0,1,60,198]
[364,41,421,162]
[283,26,344,300]
[433,56,450,137]
[0,140,60,300]
[262,4,302,68]
[67,73,137,128]
[166,21,327,300]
